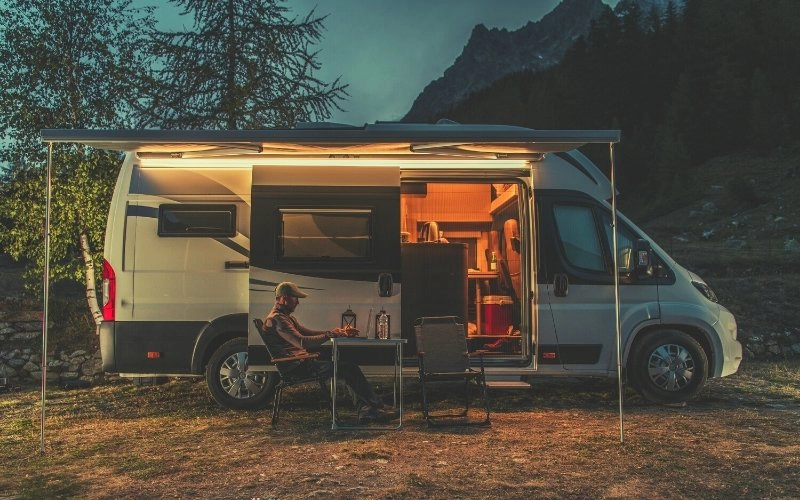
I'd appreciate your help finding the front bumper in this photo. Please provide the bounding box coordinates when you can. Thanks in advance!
[715,307,742,378]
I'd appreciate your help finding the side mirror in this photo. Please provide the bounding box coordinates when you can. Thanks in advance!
[378,272,394,297]
[634,239,654,279]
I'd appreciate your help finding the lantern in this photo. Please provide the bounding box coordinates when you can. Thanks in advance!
[341,306,356,329]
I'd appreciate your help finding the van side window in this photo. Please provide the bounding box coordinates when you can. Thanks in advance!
[158,204,236,237]
[601,213,636,274]
[278,208,372,260]
[553,205,605,272]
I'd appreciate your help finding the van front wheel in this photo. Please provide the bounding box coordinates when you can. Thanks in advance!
[206,338,278,410]
[629,330,708,404]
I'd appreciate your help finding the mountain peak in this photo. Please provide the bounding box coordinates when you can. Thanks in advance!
[404,0,608,122]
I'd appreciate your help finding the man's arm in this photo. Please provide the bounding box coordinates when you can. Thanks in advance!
[274,314,332,351]
[295,320,331,339]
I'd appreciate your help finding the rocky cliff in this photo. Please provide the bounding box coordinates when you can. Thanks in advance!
[403,0,608,122]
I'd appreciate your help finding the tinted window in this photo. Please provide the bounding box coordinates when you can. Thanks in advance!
[553,205,604,272]
[158,204,236,237]
[279,209,371,259]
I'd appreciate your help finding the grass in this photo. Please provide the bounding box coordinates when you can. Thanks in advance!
[15,473,80,500]
[0,360,798,498]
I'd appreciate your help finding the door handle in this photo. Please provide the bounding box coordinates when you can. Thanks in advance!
[553,273,569,297]
[225,260,249,269]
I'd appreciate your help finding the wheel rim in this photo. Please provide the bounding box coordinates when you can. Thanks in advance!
[646,343,695,392]
[217,351,268,399]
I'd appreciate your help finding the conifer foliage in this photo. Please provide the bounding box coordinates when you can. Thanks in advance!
[139,0,348,129]
[438,0,800,203]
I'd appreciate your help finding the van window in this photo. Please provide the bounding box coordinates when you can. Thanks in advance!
[279,208,371,260]
[553,205,605,272]
[158,204,236,237]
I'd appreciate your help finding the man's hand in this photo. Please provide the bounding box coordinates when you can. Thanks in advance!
[331,327,359,338]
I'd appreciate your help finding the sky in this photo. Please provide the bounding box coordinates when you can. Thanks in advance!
[147,0,620,126]
[289,0,563,125]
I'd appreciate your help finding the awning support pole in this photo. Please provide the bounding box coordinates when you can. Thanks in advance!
[609,142,624,444]
[40,142,53,455]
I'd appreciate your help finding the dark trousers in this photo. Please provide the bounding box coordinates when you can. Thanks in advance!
[288,359,381,409]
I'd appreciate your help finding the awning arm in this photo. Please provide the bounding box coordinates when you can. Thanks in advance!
[610,142,625,444]
[40,142,53,455]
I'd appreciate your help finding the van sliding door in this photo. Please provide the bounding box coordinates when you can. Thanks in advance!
[399,178,531,361]
[247,165,401,369]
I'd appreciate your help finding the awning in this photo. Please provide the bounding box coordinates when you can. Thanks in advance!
[36,122,628,449]
[40,123,620,157]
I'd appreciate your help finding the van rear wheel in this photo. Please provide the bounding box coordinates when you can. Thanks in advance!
[629,330,708,404]
[206,338,277,410]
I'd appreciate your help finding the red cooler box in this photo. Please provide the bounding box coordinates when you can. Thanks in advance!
[481,295,513,335]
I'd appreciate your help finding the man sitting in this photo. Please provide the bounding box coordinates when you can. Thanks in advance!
[261,281,397,423]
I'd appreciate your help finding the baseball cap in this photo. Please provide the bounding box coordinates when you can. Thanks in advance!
[275,281,308,298]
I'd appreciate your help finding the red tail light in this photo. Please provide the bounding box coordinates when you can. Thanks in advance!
[102,259,116,321]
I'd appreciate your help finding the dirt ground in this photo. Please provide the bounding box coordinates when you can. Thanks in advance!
[1,360,799,499]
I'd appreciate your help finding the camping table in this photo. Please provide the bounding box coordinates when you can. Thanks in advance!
[327,337,406,430]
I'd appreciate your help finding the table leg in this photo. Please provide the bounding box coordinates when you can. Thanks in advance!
[329,340,404,431]
[398,343,403,426]
[475,280,483,335]
[331,340,338,430]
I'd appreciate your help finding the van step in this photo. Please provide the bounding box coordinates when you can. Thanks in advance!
[485,380,532,389]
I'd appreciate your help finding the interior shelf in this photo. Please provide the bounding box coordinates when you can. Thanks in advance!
[468,335,519,339]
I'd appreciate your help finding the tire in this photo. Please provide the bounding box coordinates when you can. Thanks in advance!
[206,337,278,410]
[628,330,708,404]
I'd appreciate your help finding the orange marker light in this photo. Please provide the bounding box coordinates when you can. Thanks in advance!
[146,352,161,359]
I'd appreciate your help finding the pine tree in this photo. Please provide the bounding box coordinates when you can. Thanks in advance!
[140,0,348,129]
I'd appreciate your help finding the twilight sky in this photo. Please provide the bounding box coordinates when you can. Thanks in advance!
[289,0,563,125]
[149,0,620,126]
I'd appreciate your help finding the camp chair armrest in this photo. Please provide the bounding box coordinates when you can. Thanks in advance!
[270,352,319,364]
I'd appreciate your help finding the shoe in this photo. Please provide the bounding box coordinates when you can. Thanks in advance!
[357,405,376,424]
[357,405,399,424]
[373,406,399,423]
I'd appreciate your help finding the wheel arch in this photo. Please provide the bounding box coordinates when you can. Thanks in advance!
[625,323,715,376]
[191,313,248,374]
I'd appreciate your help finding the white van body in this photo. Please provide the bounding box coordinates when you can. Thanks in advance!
[43,124,742,409]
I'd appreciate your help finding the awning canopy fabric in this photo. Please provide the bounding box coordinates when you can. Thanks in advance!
[41,123,620,157]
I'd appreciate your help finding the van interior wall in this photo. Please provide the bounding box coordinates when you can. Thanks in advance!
[400,182,523,356]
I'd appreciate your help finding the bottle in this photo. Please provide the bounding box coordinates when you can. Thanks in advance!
[378,310,389,339]
[490,251,497,271]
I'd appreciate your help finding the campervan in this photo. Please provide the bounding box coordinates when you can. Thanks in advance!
[42,123,742,409]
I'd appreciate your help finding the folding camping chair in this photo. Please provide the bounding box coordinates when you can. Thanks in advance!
[414,316,490,426]
[253,319,332,426]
